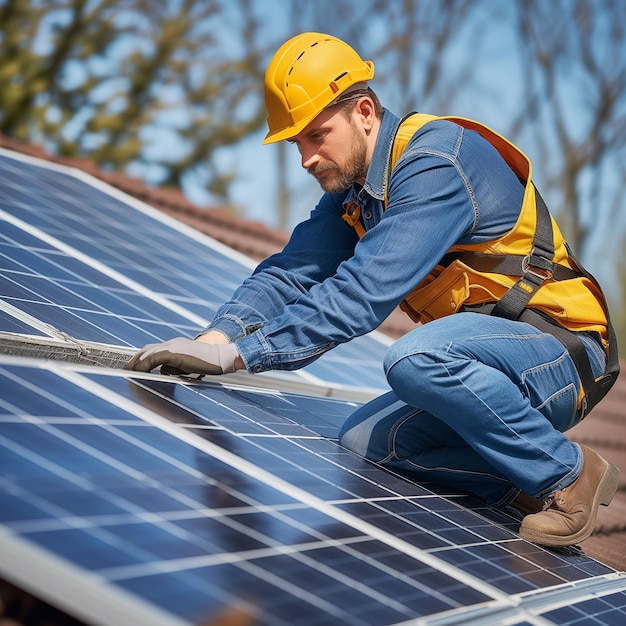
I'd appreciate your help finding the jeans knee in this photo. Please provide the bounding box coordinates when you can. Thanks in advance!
[383,336,412,380]
[384,339,427,395]
[338,422,369,457]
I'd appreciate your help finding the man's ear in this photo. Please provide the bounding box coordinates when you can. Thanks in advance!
[355,96,376,131]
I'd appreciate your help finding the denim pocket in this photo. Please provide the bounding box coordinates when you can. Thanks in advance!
[579,332,608,378]
[521,362,580,432]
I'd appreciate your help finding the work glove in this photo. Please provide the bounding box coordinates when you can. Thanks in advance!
[124,337,238,376]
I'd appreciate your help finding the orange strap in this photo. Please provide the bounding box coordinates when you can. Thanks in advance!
[341,200,366,238]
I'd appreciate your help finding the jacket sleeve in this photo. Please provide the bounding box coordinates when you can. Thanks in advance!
[202,192,359,341]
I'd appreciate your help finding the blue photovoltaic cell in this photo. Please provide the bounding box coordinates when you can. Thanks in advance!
[0,152,390,390]
[1,359,625,626]
[0,212,204,345]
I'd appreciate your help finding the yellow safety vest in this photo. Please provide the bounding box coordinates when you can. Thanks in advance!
[342,113,619,414]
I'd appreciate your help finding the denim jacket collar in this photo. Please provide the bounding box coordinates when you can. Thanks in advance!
[361,108,401,201]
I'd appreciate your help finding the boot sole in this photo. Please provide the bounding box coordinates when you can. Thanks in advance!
[519,462,621,547]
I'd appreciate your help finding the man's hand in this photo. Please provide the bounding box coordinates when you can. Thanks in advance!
[124,337,239,376]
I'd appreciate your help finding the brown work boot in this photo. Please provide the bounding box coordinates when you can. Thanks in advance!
[509,490,543,516]
[519,445,621,547]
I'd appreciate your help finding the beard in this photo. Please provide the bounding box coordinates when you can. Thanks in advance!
[308,125,368,194]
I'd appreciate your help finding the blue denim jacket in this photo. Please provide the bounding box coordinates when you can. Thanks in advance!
[205,109,525,373]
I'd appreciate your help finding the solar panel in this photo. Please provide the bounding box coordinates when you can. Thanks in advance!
[2,357,625,626]
[0,149,390,392]
[1,147,626,626]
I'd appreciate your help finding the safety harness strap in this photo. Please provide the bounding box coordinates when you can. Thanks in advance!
[490,188,556,320]
[459,187,618,416]
[440,252,579,281]
[556,243,621,414]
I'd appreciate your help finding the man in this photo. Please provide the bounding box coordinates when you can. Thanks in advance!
[126,32,620,548]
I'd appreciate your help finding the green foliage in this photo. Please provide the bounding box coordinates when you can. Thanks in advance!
[0,0,268,198]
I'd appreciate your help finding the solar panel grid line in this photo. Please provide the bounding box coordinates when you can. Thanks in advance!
[0,148,256,269]
[225,368,382,403]
[412,573,626,626]
[120,376,624,620]
[409,603,554,626]
[200,371,380,405]
[515,574,626,619]
[0,374,239,524]
[0,533,191,626]
[0,425,98,491]
[0,370,498,620]
[0,298,67,340]
[0,237,204,349]
[0,425,368,572]
[57,367,519,608]
[94,536,430,624]
[0,309,45,335]
[0,206,209,329]
[2,358,620,623]
[0,147,261,275]
[0,358,464,620]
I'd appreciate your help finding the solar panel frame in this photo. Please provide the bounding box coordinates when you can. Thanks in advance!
[2,357,626,626]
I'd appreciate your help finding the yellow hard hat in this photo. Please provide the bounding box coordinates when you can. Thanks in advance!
[263,32,375,144]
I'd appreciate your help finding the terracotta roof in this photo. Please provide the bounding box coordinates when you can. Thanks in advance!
[1,133,624,572]
[566,373,626,570]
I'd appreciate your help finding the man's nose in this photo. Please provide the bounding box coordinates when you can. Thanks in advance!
[300,147,319,170]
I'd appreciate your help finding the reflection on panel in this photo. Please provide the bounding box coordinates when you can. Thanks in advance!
[1,358,624,626]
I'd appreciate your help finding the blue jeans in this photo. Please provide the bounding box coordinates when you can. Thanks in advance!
[338,313,608,507]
